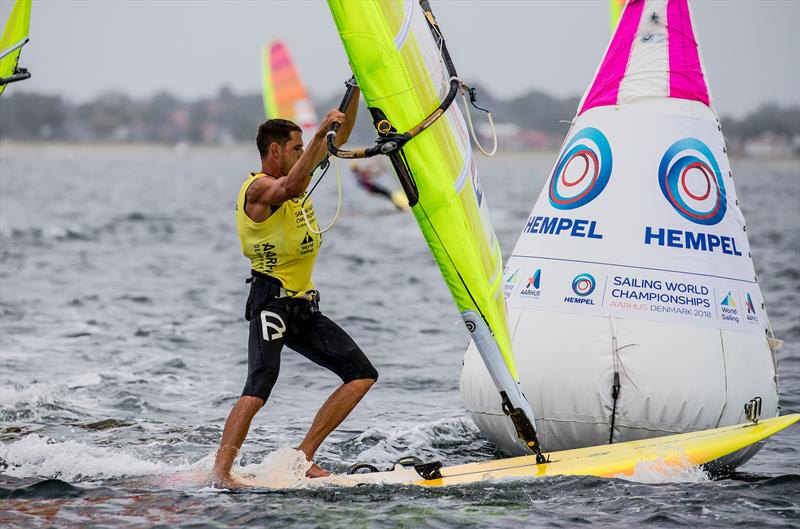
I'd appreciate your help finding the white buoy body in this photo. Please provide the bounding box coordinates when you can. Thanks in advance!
[461,99,779,461]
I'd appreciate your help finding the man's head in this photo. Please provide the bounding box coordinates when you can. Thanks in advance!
[256,119,303,174]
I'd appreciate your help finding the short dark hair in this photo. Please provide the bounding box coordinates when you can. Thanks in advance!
[256,119,302,159]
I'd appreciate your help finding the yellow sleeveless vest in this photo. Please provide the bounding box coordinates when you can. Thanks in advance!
[236,173,321,297]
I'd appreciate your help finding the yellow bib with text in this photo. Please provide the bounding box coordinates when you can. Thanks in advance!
[236,173,321,296]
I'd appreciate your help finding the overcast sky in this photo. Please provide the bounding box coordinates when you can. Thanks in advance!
[3,0,799,117]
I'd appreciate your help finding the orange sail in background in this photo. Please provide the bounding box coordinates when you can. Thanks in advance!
[262,40,318,139]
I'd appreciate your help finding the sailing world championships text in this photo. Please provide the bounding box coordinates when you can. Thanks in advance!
[610,276,711,308]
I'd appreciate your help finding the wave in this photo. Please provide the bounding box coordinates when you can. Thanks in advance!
[0,212,181,246]
[0,477,104,500]
[0,373,103,408]
[0,434,181,482]
[333,416,496,468]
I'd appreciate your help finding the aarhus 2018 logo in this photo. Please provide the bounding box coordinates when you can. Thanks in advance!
[527,269,541,289]
[658,138,727,225]
[548,127,612,210]
[745,293,755,314]
[519,269,542,299]
[745,292,759,324]
[571,273,596,297]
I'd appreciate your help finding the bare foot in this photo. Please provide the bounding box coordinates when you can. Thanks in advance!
[305,462,331,478]
[208,471,255,489]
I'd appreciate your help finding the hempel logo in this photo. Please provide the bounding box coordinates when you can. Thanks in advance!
[564,273,597,306]
[658,138,727,225]
[548,127,612,210]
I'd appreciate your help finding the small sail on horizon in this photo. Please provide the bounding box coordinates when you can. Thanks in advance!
[462,0,779,460]
[261,40,318,140]
[609,0,626,31]
[0,0,32,95]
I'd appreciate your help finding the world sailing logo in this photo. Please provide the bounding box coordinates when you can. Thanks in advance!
[299,231,315,256]
[658,138,727,225]
[503,268,519,300]
[720,291,740,323]
[505,268,519,285]
[721,292,736,307]
[548,127,612,210]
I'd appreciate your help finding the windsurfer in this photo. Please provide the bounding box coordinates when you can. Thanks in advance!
[351,160,409,211]
[210,90,378,487]
[352,161,390,198]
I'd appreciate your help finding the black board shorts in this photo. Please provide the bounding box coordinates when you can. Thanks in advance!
[241,279,378,402]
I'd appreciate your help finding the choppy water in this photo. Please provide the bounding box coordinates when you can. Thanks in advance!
[1,143,798,528]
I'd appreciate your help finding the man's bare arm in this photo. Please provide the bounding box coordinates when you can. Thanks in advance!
[332,87,360,150]
[246,111,344,220]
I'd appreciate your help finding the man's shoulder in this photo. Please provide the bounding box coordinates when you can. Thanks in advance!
[244,173,275,197]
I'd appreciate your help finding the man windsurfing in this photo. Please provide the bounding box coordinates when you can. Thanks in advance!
[210,88,378,487]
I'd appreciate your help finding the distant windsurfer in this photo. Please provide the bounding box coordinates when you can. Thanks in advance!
[210,89,378,487]
[352,160,409,210]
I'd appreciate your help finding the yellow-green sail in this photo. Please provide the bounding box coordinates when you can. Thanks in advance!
[0,0,32,95]
[327,0,541,454]
[610,0,626,32]
[261,44,279,120]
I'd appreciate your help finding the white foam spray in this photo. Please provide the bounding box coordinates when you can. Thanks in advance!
[0,434,177,481]
[239,445,312,489]
[617,455,710,484]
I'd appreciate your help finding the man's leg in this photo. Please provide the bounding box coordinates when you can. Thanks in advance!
[210,395,264,485]
[210,308,284,486]
[298,378,375,477]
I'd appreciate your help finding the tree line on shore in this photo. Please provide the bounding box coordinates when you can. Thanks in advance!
[1,85,798,156]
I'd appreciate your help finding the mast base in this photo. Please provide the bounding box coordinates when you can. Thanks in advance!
[501,391,548,464]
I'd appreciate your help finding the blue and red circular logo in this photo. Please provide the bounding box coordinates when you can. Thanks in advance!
[571,273,596,297]
[549,127,612,210]
[658,138,727,225]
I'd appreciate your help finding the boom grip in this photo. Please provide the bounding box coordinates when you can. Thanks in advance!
[331,76,357,133]
[327,76,358,156]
